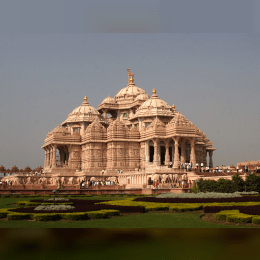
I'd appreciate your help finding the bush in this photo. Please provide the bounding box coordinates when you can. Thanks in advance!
[101,209,120,216]
[7,213,33,221]
[61,213,88,221]
[252,216,260,224]
[145,206,169,212]
[215,210,240,220]
[33,213,62,221]
[226,213,253,223]
[86,211,109,219]
[169,205,203,212]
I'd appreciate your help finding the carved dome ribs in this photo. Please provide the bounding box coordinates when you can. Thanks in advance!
[62,99,106,125]
[133,90,174,119]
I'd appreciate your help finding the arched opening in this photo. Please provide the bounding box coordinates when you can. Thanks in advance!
[160,146,166,165]
[149,146,154,162]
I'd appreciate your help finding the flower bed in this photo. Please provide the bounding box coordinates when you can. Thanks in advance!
[10,199,145,214]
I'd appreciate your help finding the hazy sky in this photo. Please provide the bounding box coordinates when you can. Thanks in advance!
[0,1,259,170]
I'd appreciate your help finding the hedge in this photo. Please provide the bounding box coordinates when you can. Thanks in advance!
[33,213,62,221]
[61,212,88,221]
[252,216,260,224]
[7,213,33,221]
[215,210,240,220]
[226,213,253,223]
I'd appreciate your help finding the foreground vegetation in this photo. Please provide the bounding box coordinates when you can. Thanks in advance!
[1,193,260,227]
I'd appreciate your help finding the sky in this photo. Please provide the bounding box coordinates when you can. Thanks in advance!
[0,1,259,171]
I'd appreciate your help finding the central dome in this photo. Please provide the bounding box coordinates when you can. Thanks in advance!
[115,82,147,100]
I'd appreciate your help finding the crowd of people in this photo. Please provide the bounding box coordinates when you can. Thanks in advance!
[80,179,119,189]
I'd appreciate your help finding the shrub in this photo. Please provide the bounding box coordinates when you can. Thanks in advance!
[215,210,239,220]
[145,205,169,212]
[33,213,62,221]
[86,211,109,219]
[252,216,260,224]
[226,213,253,223]
[101,209,120,216]
[7,213,33,221]
[61,213,88,221]
[169,205,203,212]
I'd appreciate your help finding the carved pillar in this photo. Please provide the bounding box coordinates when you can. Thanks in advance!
[180,140,186,165]
[173,137,180,168]
[103,109,108,119]
[190,138,196,168]
[153,139,159,166]
[209,151,213,168]
[165,140,170,166]
[52,145,57,167]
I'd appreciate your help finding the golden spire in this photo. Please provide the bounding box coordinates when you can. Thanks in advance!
[84,96,88,102]
[127,68,134,83]
[152,88,157,94]
[172,104,175,109]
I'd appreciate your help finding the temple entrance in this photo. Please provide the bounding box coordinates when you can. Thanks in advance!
[161,146,165,165]
[149,146,154,162]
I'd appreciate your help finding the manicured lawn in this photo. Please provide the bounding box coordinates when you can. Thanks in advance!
[0,211,248,228]
[0,195,257,228]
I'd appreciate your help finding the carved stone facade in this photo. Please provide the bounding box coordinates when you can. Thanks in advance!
[41,69,216,187]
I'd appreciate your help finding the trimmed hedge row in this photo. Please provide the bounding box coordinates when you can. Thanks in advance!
[215,210,257,224]
[134,196,260,204]
[99,199,260,212]
[0,208,120,221]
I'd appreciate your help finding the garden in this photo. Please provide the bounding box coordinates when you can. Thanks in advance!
[1,173,260,228]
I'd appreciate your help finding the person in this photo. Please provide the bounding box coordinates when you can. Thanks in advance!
[82,182,85,189]
[196,163,199,169]
[236,166,239,172]
[156,180,159,188]
[170,161,172,168]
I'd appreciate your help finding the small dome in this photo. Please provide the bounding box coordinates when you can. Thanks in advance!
[62,98,106,125]
[134,93,150,101]
[133,90,174,118]
[101,94,115,104]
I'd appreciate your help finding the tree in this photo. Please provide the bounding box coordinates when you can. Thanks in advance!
[0,165,6,176]
[10,165,20,174]
[232,173,245,192]
[24,166,32,173]
[245,173,260,192]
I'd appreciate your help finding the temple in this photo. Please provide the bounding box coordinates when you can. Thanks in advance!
[41,69,216,187]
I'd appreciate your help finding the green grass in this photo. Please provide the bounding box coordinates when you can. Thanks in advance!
[0,195,255,228]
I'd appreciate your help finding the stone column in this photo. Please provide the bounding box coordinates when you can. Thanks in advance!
[180,140,186,165]
[103,109,108,119]
[153,139,159,166]
[190,138,196,168]
[145,141,149,163]
[209,151,213,168]
[165,140,170,166]
[173,137,180,168]
[52,145,57,167]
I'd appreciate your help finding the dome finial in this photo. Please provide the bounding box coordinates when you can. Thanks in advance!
[172,104,175,109]
[127,68,134,83]
[152,88,156,94]
[84,96,88,102]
